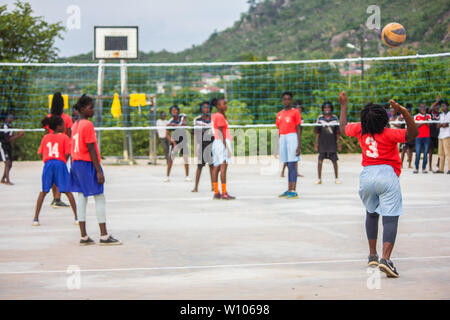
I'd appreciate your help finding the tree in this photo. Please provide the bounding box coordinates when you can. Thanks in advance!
[0,0,65,62]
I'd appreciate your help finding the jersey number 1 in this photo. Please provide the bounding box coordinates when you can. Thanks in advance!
[73,133,79,153]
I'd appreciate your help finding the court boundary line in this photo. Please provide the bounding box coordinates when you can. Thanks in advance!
[1,255,449,275]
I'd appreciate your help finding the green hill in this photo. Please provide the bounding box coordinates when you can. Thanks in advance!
[63,0,450,62]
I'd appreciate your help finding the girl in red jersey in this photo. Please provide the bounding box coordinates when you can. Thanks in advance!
[70,94,121,246]
[46,92,74,208]
[413,103,432,173]
[339,91,418,278]
[33,115,77,226]
[276,92,302,199]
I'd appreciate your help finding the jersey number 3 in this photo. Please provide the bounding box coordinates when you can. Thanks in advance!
[365,137,379,158]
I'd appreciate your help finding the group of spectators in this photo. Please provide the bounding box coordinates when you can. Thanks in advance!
[387,96,450,174]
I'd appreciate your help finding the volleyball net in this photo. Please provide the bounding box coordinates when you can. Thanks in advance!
[0,52,448,131]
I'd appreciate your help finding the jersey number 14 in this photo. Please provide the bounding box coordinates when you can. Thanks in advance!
[46,142,59,158]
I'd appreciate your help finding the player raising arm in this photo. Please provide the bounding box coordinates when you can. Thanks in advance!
[339,91,418,278]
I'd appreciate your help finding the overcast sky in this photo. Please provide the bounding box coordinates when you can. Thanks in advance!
[4,0,249,57]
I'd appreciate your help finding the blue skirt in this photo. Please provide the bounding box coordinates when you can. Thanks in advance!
[70,160,104,197]
[42,159,70,193]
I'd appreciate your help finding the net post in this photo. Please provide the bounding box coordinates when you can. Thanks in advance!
[120,59,132,163]
[149,95,157,165]
[95,59,105,152]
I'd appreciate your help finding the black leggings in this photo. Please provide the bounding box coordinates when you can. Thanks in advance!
[365,211,399,244]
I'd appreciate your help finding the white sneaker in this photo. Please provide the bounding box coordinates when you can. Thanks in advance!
[32,220,40,226]
[314,179,322,185]
[74,219,79,225]
[184,176,192,182]
[163,177,170,182]
[335,179,341,184]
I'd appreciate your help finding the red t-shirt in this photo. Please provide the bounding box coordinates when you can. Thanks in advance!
[414,114,431,138]
[38,133,71,163]
[276,108,302,135]
[212,112,232,140]
[71,119,101,163]
[345,123,407,176]
[46,113,73,134]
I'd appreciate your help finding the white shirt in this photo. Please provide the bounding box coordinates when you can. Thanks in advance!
[156,119,169,138]
[438,111,450,139]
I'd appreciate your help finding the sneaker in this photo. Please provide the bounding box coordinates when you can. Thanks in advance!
[184,176,192,182]
[99,235,122,246]
[278,190,289,198]
[74,219,79,225]
[163,177,170,182]
[32,220,40,227]
[368,254,379,267]
[80,237,95,246]
[213,193,222,200]
[52,199,70,208]
[422,170,428,174]
[447,170,450,174]
[413,170,419,174]
[315,179,322,184]
[221,192,236,200]
[378,258,399,278]
[434,170,444,174]
[335,178,341,184]
[285,191,299,199]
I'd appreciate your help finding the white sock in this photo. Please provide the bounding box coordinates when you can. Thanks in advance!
[100,234,109,240]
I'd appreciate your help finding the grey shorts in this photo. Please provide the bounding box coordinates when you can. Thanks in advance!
[358,165,403,217]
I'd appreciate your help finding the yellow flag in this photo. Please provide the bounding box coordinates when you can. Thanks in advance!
[129,93,147,107]
[48,94,69,110]
[111,93,122,118]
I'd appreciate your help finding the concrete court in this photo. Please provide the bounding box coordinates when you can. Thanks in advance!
[0,154,449,300]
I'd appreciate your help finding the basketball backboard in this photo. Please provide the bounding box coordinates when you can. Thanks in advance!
[94,26,138,60]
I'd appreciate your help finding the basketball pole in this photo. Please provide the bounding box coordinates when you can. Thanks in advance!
[148,96,157,165]
[120,59,132,163]
[95,59,105,152]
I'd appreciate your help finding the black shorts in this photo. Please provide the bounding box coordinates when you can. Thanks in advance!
[405,139,415,149]
[0,142,12,162]
[318,152,338,162]
[197,141,213,167]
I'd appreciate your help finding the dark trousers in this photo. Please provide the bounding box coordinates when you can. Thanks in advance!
[415,137,430,170]
[159,137,170,162]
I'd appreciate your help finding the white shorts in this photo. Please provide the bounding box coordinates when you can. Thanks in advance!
[212,139,232,166]
[279,133,300,163]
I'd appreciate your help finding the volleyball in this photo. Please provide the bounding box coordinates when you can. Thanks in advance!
[381,22,406,47]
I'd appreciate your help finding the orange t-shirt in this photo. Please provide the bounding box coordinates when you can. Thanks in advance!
[71,119,101,163]
[212,112,232,140]
[38,133,71,163]
[276,108,302,135]
[345,123,406,176]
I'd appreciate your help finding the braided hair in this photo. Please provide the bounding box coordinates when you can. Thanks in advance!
[360,103,389,136]
[50,92,64,116]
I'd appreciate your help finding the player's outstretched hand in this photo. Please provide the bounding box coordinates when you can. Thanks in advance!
[339,91,348,106]
[390,99,404,114]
